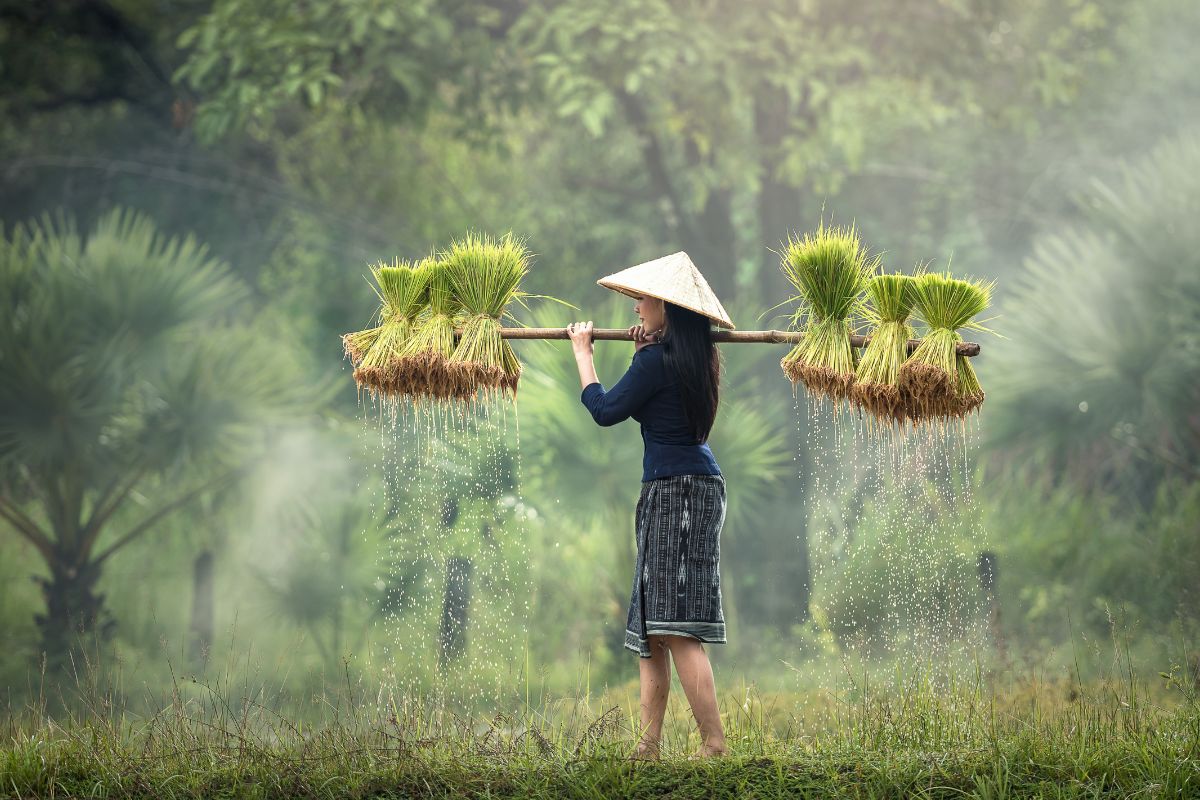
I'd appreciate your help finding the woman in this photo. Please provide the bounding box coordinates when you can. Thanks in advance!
[565,253,734,761]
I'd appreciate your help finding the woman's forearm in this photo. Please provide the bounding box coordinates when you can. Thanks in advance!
[574,350,599,391]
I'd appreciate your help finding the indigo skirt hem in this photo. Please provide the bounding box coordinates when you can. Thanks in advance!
[624,623,727,658]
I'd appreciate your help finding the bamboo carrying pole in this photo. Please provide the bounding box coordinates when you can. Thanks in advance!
[491,327,982,357]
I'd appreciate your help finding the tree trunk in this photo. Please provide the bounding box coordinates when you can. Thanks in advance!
[34,558,115,672]
[188,550,215,664]
[755,84,800,314]
[438,556,473,669]
[687,187,738,301]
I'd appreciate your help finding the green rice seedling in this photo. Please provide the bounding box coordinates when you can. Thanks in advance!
[441,232,532,403]
[347,258,430,398]
[394,257,464,402]
[955,353,985,415]
[341,311,387,366]
[779,221,879,408]
[342,279,402,366]
[851,272,919,427]
[898,271,995,421]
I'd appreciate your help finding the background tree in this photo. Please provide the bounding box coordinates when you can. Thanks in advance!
[0,208,312,669]
[175,0,1125,301]
[984,131,1200,504]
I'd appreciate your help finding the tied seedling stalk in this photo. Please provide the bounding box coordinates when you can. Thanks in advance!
[899,271,995,422]
[395,258,464,404]
[347,258,431,401]
[442,232,532,405]
[779,221,879,412]
[852,271,920,429]
[342,307,390,366]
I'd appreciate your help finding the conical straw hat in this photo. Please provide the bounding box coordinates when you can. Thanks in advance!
[597,251,735,329]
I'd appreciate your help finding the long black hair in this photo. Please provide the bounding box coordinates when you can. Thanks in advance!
[659,301,721,442]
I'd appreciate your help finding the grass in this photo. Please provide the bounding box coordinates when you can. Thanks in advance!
[779,221,880,412]
[4,635,1197,799]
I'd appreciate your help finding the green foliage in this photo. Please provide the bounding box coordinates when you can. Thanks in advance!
[984,469,1200,646]
[172,0,1129,306]
[0,207,315,663]
[5,0,1200,700]
[251,477,392,671]
[0,208,245,482]
[984,131,1200,498]
[175,0,503,142]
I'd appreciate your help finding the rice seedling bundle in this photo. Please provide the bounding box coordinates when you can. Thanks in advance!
[349,259,431,396]
[341,306,390,366]
[898,272,994,420]
[851,272,919,425]
[441,232,531,403]
[779,221,880,404]
[394,258,464,402]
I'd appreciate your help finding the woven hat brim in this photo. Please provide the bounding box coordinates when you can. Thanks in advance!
[596,252,736,329]
[597,280,736,329]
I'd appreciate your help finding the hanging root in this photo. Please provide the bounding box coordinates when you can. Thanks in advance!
[850,381,907,426]
[897,361,957,421]
[782,358,856,402]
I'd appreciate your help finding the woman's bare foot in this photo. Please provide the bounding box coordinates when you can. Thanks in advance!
[687,741,729,759]
[628,741,661,761]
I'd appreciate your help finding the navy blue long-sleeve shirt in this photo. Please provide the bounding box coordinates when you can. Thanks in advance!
[580,342,722,482]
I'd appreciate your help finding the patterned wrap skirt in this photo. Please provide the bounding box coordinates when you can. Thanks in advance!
[624,473,727,658]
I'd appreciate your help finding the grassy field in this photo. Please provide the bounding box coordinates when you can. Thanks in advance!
[3,643,1198,800]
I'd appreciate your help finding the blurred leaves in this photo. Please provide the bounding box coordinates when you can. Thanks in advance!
[0,206,319,658]
[1,0,1198,686]
[984,131,1200,501]
[252,480,391,668]
[175,0,509,142]
[1,208,243,480]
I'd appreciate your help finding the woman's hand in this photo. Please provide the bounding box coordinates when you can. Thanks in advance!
[567,320,594,356]
[629,325,658,353]
[568,321,599,390]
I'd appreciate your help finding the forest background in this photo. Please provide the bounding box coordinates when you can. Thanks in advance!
[1,0,1198,710]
